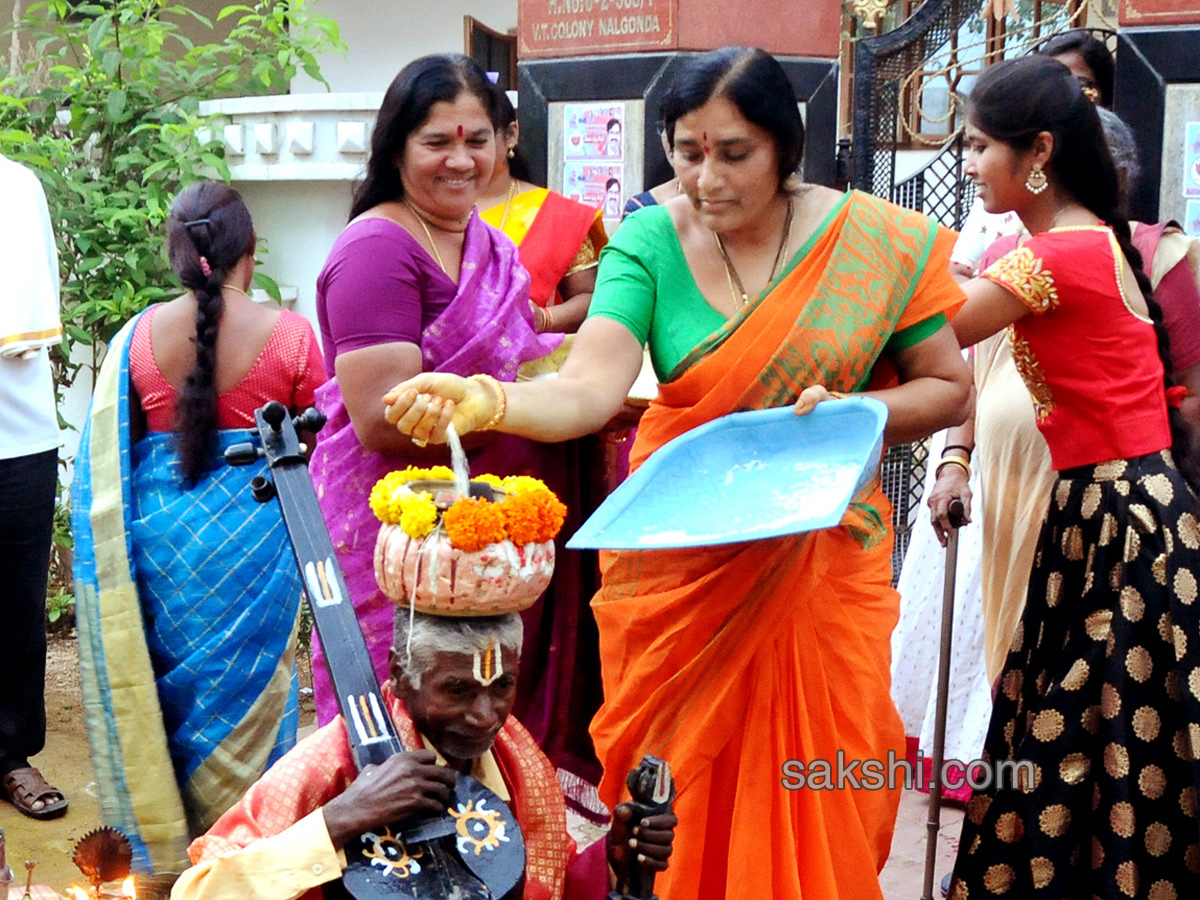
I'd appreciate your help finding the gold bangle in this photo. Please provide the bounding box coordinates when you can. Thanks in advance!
[941,449,970,466]
[542,305,554,333]
[935,457,971,480]
[469,373,507,431]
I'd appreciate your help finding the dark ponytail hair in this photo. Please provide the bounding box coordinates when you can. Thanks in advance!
[166,180,256,484]
[1035,29,1115,109]
[351,54,499,220]
[490,80,531,182]
[970,56,1200,491]
[660,47,805,189]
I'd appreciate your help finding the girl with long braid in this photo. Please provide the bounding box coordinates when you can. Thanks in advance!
[934,56,1200,897]
[72,181,326,871]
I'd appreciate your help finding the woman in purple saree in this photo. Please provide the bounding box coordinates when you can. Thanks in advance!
[309,55,598,782]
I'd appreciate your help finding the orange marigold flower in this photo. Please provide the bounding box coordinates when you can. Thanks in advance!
[503,489,567,544]
[443,497,507,552]
[501,494,545,545]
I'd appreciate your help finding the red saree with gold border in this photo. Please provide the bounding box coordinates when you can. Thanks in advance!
[589,192,964,900]
[480,188,607,307]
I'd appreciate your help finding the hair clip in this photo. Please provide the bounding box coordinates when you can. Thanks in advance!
[182,217,212,229]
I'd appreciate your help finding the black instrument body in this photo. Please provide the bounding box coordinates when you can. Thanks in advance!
[227,402,525,899]
[608,755,676,900]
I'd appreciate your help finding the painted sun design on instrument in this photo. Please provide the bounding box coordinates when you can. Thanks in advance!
[448,798,510,855]
[360,827,424,878]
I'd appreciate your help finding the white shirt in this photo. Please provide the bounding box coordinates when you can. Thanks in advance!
[0,156,60,460]
[950,197,1023,273]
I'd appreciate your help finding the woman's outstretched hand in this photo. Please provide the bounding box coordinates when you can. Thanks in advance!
[383,373,496,444]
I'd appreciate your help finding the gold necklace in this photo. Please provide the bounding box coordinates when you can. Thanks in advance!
[402,199,468,275]
[219,283,253,300]
[713,195,794,307]
[499,178,518,232]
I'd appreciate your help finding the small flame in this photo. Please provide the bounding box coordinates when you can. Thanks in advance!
[122,876,137,898]
[66,888,90,900]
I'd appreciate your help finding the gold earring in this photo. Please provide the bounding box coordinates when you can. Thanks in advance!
[507,147,515,159]
[1026,163,1048,195]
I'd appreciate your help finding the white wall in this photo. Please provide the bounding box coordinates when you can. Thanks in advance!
[292,0,518,94]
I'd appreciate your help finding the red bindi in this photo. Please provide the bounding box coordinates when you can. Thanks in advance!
[457,125,463,137]
[702,132,710,154]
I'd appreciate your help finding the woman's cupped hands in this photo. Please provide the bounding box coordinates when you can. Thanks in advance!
[383,374,496,444]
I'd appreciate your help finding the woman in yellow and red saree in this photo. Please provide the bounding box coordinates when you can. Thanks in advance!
[477,83,607,335]
[382,47,971,899]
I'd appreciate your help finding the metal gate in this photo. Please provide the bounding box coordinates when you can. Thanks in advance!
[849,0,973,580]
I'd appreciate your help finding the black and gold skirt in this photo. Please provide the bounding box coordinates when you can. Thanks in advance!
[950,451,1200,899]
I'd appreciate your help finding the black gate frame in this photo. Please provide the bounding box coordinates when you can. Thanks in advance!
[850,0,971,579]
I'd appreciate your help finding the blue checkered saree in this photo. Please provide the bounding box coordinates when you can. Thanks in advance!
[72,311,301,872]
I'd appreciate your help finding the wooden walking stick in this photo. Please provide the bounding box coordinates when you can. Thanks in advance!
[921,498,965,900]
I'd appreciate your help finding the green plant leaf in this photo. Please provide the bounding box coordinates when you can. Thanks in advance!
[253,270,282,302]
[106,89,127,123]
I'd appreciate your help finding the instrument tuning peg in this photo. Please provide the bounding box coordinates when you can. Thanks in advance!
[251,474,277,503]
[293,407,327,434]
[261,401,288,433]
[225,442,263,467]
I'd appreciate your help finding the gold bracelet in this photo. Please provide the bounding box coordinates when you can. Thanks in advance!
[935,457,971,480]
[542,305,554,333]
[469,373,507,431]
[941,449,970,466]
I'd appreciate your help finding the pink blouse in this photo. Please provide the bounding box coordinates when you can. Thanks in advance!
[130,304,326,432]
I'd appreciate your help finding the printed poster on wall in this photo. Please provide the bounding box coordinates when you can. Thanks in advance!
[1185,122,1200,198]
[564,102,625,162]
[1186,200,1200,237]
[563,163,625,222]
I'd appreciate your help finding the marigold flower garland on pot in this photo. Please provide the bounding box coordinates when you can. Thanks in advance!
[371,466,567,614]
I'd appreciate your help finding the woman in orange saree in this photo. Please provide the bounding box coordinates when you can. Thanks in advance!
[384,47,971,899]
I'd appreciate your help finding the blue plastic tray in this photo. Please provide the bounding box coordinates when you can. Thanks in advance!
[566,398,889,550]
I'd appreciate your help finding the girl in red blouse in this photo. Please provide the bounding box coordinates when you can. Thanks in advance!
[941,56,1200,899]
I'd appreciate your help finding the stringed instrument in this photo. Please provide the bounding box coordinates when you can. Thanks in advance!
[226,401,525,899]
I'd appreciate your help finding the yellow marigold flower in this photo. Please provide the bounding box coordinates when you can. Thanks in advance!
[474,473,504,488]
[398,492,438,539]
[369,477,402,524]
[443,497,508,552]
[501,475,550,495]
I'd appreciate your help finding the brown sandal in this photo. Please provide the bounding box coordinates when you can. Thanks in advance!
[2,766,68,819]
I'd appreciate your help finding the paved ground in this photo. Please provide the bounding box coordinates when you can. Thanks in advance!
[5,632,965,897]
[881,786,966,900]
